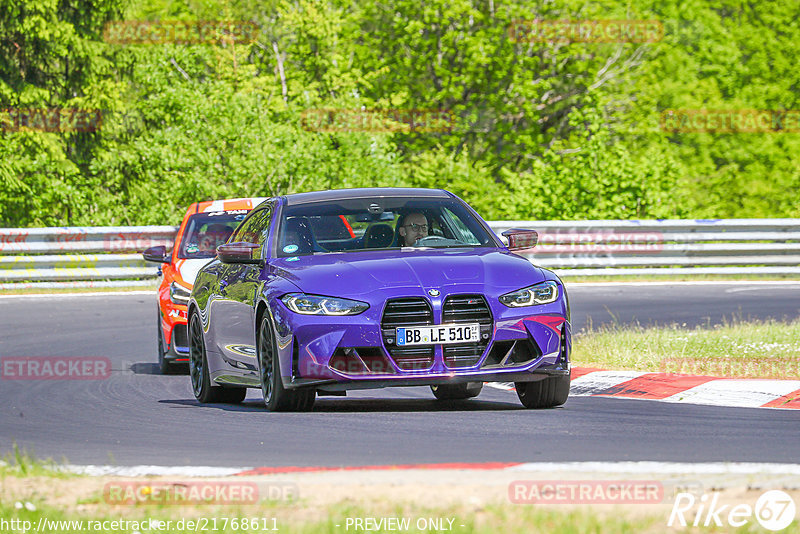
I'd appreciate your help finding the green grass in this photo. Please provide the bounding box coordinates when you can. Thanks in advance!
[0,445,73,479]
[2,442,799,533]
[3,492,798,533]
[0,498,667,534]
[573,318,800,378]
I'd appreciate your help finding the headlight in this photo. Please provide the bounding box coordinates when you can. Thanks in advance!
[281,293,369,315]
[169,282,191,304]
[499,281,559,307]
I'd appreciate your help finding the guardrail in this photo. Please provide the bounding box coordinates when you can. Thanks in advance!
[0,227,176,288]
[1,219,799,289]
[488,219,800,277]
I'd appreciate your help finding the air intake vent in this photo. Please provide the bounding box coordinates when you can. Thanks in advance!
[381,298,434,371]
[172,324,189,351]
[442,295,492,368]
[482,339,542,369]
[329,347,395,375]
[382,298,433,326]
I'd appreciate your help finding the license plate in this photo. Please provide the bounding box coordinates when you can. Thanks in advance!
[396,324,480,346]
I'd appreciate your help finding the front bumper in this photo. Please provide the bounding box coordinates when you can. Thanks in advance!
[160,302,190,361]
[299,367,569,392]
[272,295,571,390]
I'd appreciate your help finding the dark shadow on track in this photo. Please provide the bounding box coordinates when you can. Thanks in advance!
[130,363,161,375]
[130,362,189,375]
[159,398,527,412]
[159,399,265,412]
[311,398,525,412]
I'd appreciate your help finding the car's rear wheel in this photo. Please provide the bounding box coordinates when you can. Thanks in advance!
[189,312,246,404]
[515,374,570,409]
[257,314,315,412]
[430,382,483,400]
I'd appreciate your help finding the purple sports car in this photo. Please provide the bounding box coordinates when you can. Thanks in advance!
[188,188,571,411]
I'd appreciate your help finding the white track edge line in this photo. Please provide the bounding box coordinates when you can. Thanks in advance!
[510,462,800,475]
[52,462,800,477]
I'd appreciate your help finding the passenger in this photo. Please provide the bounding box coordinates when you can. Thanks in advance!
[398,212,429,246]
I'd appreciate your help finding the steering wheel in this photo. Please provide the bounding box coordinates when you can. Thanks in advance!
[414,235,451,246]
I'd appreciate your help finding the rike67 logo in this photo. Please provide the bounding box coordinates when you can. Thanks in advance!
[669,490,796,531]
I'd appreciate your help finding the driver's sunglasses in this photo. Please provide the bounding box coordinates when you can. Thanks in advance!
[404,223,428,232]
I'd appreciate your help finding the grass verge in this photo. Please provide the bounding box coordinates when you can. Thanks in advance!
[1,468,797,534]
[1,445,73,479]
[0,500,665,534]
[572,318,800,379]
[0,475,673,534]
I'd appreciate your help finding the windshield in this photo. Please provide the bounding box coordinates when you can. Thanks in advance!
[276,197,497,257]
[178,211,249,259]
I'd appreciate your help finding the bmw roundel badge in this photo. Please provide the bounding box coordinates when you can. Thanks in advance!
[428,289,440,297]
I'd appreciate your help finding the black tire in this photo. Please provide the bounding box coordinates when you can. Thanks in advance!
[515,373,570,409]
[257,314,315,412]
[431,382,483,400]
[189,312,246,404]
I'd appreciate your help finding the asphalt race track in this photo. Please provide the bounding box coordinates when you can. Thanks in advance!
[1,282,799,467]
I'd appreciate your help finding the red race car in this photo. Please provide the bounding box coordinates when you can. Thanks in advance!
[143,198,266,373]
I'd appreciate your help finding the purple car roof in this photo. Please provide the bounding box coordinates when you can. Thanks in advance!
[283,188,452,206]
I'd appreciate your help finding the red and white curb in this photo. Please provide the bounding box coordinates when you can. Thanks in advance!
[58,461,800,478]
[489,367,800,409]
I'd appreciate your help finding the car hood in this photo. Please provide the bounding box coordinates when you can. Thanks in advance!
[271,248,544,299]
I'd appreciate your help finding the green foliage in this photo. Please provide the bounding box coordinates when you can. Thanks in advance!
[496,97,686,220]
[1,0,798,226]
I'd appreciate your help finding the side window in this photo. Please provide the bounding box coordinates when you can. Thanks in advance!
[442,207,481,245]
[230,206,273,259]
[429,215,445,238]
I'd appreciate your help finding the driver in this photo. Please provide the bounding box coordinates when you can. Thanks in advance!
[398,212,429,246]
[199,223,233,253]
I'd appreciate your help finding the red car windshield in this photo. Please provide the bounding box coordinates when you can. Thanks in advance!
[179,212,248,259]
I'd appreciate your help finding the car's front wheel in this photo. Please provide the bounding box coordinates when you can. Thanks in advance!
[515,374,570,409]
[430,382,483,400]
[189,312,246,404]
[257,314,315,412]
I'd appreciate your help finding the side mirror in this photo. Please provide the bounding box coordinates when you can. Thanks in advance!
[143,245,169,263]
[501,229,539,252]
[217,242,262,264]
